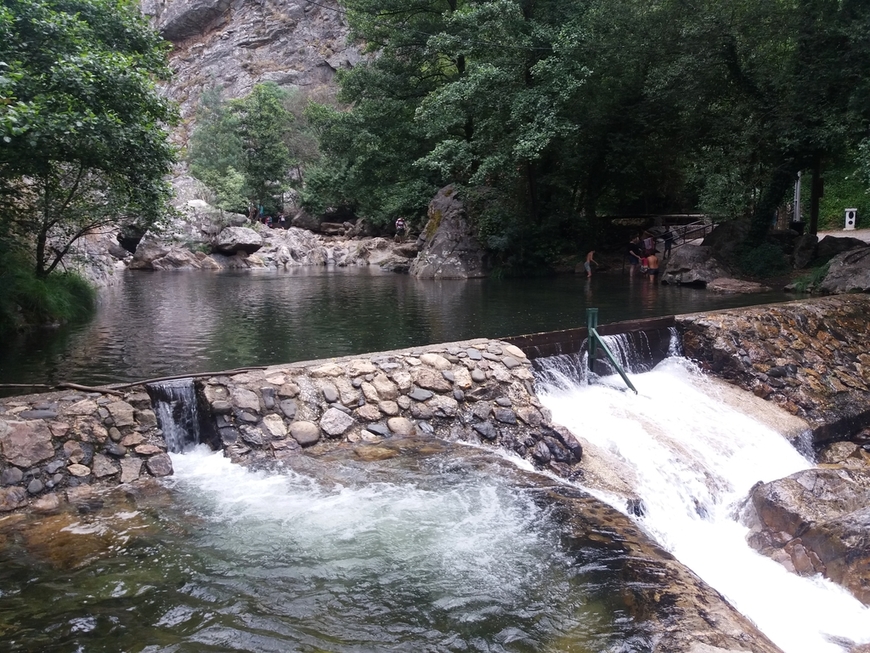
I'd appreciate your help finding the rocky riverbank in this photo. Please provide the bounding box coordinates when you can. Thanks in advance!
[741,440,870,606]
[675,293,870,606]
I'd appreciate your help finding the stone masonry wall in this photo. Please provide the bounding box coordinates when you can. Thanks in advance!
[0,390,172,513]
[0,339,583,515]
[677,294,870,443]
[7,295,869,515]
[201,339,582,472]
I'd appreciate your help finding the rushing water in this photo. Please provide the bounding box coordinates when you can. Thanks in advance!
[536,355,870,653]
[0,267,796,390]
[0,445,662,652]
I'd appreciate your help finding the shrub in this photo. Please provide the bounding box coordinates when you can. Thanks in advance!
[737,243,789,278]
[0,250,95,332]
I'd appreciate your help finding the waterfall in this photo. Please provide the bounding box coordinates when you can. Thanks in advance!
[531,328,680,389]
[147,378,202,453]
[535,353,870,653]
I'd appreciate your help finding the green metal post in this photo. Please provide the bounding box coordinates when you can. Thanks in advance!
[586,308,598,366]
[585,307,637,394]
[590,328,638,394]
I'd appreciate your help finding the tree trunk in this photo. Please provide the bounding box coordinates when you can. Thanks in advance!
[808,151,822,236]
[748,164,797,245]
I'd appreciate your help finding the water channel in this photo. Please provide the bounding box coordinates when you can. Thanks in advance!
[7,267,865,652]
[0,267,796,389]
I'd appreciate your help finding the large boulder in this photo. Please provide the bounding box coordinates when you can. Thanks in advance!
[701,219,750,261]
[212,226,263,255]
[128,237,205,270]
[150,247,204,270]
[128,237,170,269]
[410,185,488,279]
[818,246,870,294]
[742,461,870,604]
[661,245,731,286]
[792,233,819,269]
[816,234,868,262]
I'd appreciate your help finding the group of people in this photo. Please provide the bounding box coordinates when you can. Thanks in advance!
[249,205,289,229]
[627,236,660,281]
[585,228,676,281]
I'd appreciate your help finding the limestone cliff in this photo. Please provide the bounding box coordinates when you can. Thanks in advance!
[142,0,360,137]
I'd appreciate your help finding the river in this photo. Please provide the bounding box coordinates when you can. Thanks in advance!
[0,267,796,390]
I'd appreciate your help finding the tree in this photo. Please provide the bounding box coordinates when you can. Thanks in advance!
[188,86,246,211]
[188,83,318,215]
[0,0,177,278]
[306,0,694,263]
[307,0,870,268]
[669,0,870,242]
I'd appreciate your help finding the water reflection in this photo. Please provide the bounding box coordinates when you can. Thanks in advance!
[0,267,798,388]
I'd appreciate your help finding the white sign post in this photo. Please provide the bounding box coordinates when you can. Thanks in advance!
[845,208,857,230]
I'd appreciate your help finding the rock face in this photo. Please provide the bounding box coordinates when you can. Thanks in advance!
[410,185,488,279]
[154,0,233,42]
[62,228,129,288]
[661,245,731,286]
[818,246,870,294]
[141,0,361,128]
[678,294,870,443]
[742,451,870,605]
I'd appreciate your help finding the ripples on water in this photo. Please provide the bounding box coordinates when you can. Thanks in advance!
[0,446,655,652]
[0,267,796,389]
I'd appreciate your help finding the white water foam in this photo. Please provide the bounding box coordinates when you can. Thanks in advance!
[167,446,573,635]
[537,356,870,653]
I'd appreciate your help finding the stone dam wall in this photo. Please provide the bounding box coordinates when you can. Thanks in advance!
[2,294,870,514]
[676,294,870,444]
[0,339,582,513]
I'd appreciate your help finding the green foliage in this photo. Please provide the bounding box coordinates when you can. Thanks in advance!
[307,0,870,264]
[816,162,870,230]
[791,262,831,293]
[188,83,319,214]
[188,86,245,211]
[0,246,95,332]
[736,243,789,278]
[0,0,178,279]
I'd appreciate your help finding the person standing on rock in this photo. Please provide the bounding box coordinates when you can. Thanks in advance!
[662,228,674,258]
[395,217,407,242]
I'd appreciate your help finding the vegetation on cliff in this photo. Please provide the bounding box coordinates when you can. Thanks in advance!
[188,83,319,215]
[0,0,177,329]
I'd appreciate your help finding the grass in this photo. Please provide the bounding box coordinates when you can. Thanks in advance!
[790,263,831,293]
[0,250,96,332]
